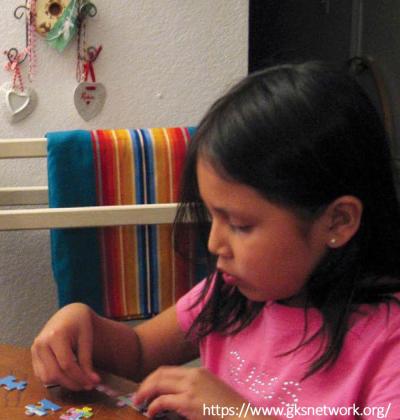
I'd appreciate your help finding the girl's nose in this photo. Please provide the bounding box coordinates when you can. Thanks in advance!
[208,220,231,258]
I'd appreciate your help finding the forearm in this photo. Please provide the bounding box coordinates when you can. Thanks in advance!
[91,305,199,383]
[91,311,142,381]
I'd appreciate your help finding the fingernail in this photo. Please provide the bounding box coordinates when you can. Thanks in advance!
[44,383,59,388]
[132,394,148,411]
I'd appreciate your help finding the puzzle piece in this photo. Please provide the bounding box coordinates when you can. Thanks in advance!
[96,384,172,417]
[25,399,61,416]
[116,393,151,417]
[60,406,93,419]
[116,393,137,408]
[95,384,118,397]
[96,385,148,415]
[0,375,27,391]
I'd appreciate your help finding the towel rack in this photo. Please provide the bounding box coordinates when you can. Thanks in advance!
[0,138,47,158]
[0,138,178,231]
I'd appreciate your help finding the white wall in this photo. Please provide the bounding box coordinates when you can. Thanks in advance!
[0,0,248,346]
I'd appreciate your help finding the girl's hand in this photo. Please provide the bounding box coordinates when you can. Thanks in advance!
[134,366,253,420]
[31,303,101,391]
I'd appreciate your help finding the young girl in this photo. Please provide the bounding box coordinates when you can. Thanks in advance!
[32,62,400,419]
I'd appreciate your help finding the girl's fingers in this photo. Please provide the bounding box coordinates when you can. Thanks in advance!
[146,394,185,419]
[32,331,94,390]
[32,341,65,385]
[77,330,101,384]
[31,347,50,383]
[30,304,98,391]
[32,343,85,391]
[50,337,95,389]
[134,366,188,405]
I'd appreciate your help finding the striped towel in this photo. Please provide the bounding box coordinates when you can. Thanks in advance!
[47,127,197,319]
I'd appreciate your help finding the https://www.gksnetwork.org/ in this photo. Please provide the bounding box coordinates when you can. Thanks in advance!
[202,402,392,419]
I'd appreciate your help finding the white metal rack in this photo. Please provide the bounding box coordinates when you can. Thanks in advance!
[0,138,178,231]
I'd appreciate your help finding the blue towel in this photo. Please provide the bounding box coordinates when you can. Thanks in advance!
[47,130,104,314]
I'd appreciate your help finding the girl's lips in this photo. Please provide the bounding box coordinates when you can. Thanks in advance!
[221,271,239,285]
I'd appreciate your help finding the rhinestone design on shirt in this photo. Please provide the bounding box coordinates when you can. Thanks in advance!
[229,350,302,407]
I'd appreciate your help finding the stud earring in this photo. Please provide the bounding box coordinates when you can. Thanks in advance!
[329,238,337,246]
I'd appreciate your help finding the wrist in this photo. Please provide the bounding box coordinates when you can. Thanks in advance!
[90,309,111,369]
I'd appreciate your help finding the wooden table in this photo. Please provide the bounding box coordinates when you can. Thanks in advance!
[0,344,146,419]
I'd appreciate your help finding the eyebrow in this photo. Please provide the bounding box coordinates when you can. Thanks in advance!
[205,203,252,220]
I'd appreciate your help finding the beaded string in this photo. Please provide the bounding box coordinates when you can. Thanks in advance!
[26,0,37,83]
[12,59,25,92]
[76,14,87,82]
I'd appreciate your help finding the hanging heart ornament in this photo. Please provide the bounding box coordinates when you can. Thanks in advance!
[74,82,106,121]
[1,82,38,123]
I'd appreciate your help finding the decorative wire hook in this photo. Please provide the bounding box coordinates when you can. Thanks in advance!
[76,1,98,61]
[4,48,28,65]
[14,4,30,20]
[86,45,102,62]
[12,1,31,63]
[79,1,97,19]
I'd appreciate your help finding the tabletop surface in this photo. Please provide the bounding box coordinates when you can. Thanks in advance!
[0,343,147,420]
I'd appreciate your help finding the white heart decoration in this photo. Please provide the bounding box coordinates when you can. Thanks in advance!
[1,82,38,123]
[74,82,106,121]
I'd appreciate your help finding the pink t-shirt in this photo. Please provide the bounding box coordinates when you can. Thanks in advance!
[176,279,400,419]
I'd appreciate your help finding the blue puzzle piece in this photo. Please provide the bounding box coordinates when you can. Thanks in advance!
[25,405,47,416]
[25,399,61,416]
[0,375,27,391]
[116,393,136,408]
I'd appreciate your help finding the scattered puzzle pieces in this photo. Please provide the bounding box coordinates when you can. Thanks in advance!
[0,375,27,391]
[60,406,93,419]
[25,398,61,416]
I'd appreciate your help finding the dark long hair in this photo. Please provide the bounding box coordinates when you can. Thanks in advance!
[174,61,400,377]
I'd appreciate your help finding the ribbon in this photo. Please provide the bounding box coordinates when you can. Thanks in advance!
[83,61,95,82]
[83,46,102,82]
[4,50,28,92]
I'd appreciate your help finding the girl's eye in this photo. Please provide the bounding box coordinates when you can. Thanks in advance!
[229,224,252,233]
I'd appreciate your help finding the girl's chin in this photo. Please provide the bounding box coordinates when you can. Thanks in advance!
[239,290,268,302]
[234,284,268,302]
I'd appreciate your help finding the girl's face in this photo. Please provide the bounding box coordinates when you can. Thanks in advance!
[197,157,329,305]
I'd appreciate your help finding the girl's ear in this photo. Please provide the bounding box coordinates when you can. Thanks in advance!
[324,196,363,248]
